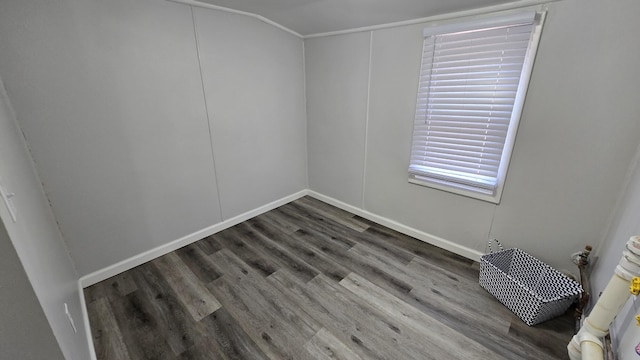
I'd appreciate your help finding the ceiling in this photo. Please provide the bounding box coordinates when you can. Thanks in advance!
[193,0,520,36]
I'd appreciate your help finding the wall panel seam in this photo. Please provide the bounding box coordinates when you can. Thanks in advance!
[361,31,373,210]
[190,6,225,220]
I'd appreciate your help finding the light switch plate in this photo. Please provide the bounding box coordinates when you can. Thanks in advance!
[0,178,17,222]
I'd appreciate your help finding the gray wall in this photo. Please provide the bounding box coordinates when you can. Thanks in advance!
[306,31,370,207]
[305,0,640,271]
[0,84,90,359]
[0,220,64,360]
[0,0,307,276]
[194,7,307,219]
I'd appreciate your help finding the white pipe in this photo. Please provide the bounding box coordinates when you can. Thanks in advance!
[568,331,604,360]
[581,341,604,360]
[568,236,640,360]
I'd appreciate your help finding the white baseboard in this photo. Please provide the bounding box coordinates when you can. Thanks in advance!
[78,190,309,288]
[306,190,483,262]
[79,188,482,288]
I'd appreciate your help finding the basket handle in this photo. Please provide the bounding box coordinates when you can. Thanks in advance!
[488,238,504,254]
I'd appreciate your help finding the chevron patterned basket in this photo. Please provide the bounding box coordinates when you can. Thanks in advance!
[479,248,583,326]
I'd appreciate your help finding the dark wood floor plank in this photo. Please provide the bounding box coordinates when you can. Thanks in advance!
[207,249,319,359]
[407,285,557,360]
[247,216,350,282]
[396,259,569,359]
[209,275,304,360]
[349,245,563,359]
[507,313,574,360]
[304,327,364,360]
[108,290,175,360]
[362,221,478,280]
[212,249,321,338]
[196,308,271,360]
[282,201,415,265]
[268,269,425,360]
[175,243,223,284]
[291,226,414,296]
[233,221,319,283]
[296,196,371,232]
[351,243,509,323]
[86,195,575,360]
[130,263,204,356]
[340,272,508,360]
[274,205,358,249]
[348,243,510,334]
[151,252,221,322]
[84,272,138,304]
[87,298,131,360]
[405,256,512,317]
[193,234,224,255]
[175,339,230,360]
[212,227,280,277]
[257,210,302,235]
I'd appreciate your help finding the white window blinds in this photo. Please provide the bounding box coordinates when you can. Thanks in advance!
[409,11,544,203]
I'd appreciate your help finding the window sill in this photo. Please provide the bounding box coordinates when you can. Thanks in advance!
[408,176,502,204]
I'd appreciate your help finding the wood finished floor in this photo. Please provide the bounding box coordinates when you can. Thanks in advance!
[85,196,573,360]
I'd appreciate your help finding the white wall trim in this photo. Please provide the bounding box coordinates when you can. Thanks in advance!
[78,187,483,287]
[307,190,483,261]
[166,0,557,43]
[78,190,308,288]
[303,0,556,39]
[168,0,555,41]
[78,281,97,360]
[166,0,303,38]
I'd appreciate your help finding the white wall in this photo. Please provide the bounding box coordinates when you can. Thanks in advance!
[0,84,90,359]
[489,0,640,269]
[194,7,307,219]
[305,0,640,271]
[365,23,497,251]
[0,220,64,360]
[0,0,307,276]
[306,32,371,207]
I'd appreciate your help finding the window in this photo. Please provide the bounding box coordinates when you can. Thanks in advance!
[409,10,546,203]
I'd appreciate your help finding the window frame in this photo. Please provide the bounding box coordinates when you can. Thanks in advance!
[408,9,546,204]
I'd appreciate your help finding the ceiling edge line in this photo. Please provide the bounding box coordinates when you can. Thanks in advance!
[166,0,304,39]
[303,0,558,39]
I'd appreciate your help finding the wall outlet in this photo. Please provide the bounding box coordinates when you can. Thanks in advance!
[64,303,77,334]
